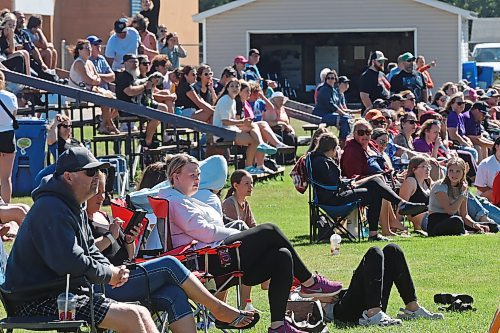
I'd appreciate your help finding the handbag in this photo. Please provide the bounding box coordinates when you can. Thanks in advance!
[0,98,18,130]
[285,300,327,333]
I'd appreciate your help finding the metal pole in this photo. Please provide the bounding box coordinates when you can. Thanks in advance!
[61,39,66,69]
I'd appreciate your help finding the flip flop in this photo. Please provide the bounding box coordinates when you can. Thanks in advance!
[214,311,260,330]
[433,293,474,305]
[438,299,476,312]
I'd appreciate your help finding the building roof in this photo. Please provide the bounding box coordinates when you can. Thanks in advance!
[471,18,500,43]
[193,0,476,22]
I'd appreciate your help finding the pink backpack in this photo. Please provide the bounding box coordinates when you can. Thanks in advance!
[290,154,309,194]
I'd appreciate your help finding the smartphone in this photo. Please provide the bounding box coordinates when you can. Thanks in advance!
[123,209,147,235]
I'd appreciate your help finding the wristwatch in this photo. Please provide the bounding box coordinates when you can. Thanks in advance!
[104,232,116,245]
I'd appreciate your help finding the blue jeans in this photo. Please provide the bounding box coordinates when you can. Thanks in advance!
[319,113,352,139]
[103,256,192,324]
[468,193,500,224]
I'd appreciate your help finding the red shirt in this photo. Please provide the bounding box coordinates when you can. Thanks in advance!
[340,139,369,178]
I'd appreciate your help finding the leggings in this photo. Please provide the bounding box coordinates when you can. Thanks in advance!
[334,244,417,324]
[427,213,466,236]
[332,176,403,231]
[217,223,313,322]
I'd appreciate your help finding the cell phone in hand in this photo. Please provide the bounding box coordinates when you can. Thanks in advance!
[123,209,147,235]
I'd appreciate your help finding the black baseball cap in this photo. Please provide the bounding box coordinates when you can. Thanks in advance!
[338,76,350,84]
[122,53,138,63]
[388,94,404,102]
[472,101,489,115]
[114,18,128,33]
[55,147,109,176]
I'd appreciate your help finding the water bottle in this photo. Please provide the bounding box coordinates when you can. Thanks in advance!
[244,299,256,312]
[362,226,370,238]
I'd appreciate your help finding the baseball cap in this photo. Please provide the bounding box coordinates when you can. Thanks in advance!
[365,109,386,121]
[400,52,416,62]
[388,94,404,102]
[114,18,128,33]
[369,51,388,62]
[54,147,109,176]
[372,99,388,109]
[464,88,479,101]
[122,53,138,63]
[480,88,500,100]
[472,101,489,115]
[86,35,102,45]
[338,76,351,84]
[234,55,248,64]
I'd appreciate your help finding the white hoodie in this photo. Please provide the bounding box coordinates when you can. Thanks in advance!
[158,187,238,249]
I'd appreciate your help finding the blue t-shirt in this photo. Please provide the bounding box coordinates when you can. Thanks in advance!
[104,28,140,71]
[463,111,481,136]
[89,55,112,89]
[249,99,266,121]
[447,111,466,136]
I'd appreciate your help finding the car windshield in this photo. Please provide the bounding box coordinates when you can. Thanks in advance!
[473,47,500,62]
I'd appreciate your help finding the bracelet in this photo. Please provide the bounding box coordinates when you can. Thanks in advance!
[104,232,116,245]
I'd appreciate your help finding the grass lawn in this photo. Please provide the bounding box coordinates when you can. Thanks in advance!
[6,167,499,332]
[4,119,498,332]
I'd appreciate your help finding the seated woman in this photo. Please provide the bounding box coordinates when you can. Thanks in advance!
[430,90,449,110]
[213,78,277,174]
[312,70,353,146]
[0,13,30,75]
[159,153,343,333]
[86,172,258,332]
[393,113,418,157]
[68,39,118,134]
[324,244,443,326]
[193,64,217,106]
[175,65,214,123]
[47,114,83,161]
[427,158,494,236]
[313,132,426,241]
[398,156,433,231]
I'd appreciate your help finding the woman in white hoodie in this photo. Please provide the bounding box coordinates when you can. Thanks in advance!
[159,153,343,333]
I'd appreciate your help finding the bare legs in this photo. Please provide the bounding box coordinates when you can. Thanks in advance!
[0,152,15,203]
[99,303,159,333]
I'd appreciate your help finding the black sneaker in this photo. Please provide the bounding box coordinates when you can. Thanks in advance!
[368,234,390,242]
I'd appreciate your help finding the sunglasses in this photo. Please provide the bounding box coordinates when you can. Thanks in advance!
[376,60,385,64]
[72,168,99,177]
[356,129,373,136]
[140,62,150,66]
[326,76,336,80]
[439,98,448,102]
[403,119,417,125]
[371,120,386,126]
[203,72,213,76]
[59,124,72,129]
[455,101,465,106]
[160,30,166,33]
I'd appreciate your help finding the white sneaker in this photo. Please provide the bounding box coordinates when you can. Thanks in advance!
[358,310,402,326]
[397,307,444,320]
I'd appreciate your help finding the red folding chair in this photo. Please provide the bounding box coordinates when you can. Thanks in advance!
[110,199,149,251]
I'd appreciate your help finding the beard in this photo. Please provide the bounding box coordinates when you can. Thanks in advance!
[373,62,384,72]
[126,68,140,80]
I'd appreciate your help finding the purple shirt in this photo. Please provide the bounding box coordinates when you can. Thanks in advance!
[462,111,481,136]
[413,137,433,155]
[447,111,466,136]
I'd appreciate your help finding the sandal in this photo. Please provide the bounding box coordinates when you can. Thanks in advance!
[214,311,260,330]
[438,299,476,312]
[433,293,473,305]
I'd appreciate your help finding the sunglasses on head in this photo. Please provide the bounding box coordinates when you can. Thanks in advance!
[356,129,373,136]
[371,119,386,126]
[58,124,72,129]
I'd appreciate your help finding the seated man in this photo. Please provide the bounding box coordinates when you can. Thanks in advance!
[3,147,158,332]
[115,53,169,147]
[474,136,500,202]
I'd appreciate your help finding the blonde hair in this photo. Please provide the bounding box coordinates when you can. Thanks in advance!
[0,12,15,29]
[0,71,5,90]
[443,157,468,197]
[353,119,372,132]
[166,153,199,184]
[444,92,464,111]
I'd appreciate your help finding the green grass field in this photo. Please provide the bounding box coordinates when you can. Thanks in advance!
[4,119,499,332]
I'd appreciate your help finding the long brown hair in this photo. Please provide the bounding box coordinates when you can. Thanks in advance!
[406,156,432,187]
[442,157,468,197]
[307,126,330,153]
[444,92,464,111]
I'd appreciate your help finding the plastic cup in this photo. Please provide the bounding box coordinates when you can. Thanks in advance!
[330,234,341,255]
[57,293,76,321]
[175,107,183,116]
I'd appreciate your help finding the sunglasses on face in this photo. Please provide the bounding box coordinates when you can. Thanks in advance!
[404,119,417,125]
[326,76,336,80]
[140,62,150,66]
[439,98,448,102]
[73,168,99,177]
[455,101,465,106]
[371,120,386,126]
[203,72,213,76]
[59,124,72,129]
[356,129,372,136]
[160,30,166,33]
[376,60,385,64]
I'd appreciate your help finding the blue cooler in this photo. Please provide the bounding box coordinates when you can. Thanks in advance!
[12,118,47,196]
[462,61,478,88]
[477,66,494,90]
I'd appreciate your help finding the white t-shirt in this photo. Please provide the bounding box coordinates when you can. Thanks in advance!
[0,90,18,132]
[213,95,238,131]
[105,28,140,71]
[474,155,500,195]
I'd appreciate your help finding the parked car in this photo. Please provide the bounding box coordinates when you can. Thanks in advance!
[472,43,500,86]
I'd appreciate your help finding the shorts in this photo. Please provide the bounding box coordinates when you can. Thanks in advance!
[0,130,16,153]
[16,293,115,326]
[180,108,196,118]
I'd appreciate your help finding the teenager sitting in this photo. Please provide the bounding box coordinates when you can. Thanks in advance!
[159,153,343,333]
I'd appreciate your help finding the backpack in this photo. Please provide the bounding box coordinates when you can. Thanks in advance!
[290,154,308,194]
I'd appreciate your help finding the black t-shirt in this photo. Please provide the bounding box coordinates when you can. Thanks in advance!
[140,0,160,35]
[175,80,198,109]
[89,212,129,266]
[390,70,426,103]
[0,33,9,54]
[115,71,136,104]
[358,68,390,102]
[193,81,213,105]
[57,136,81,157]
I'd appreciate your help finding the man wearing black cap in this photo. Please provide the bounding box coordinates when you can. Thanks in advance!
[105,18,141,71]
[359,51,390,111]
[390,52,427,103]
[464,102,494,161]
[3,147,159,332]
[387,94,405,111]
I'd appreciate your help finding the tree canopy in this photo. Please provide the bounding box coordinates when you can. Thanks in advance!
[199,0,499,17]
